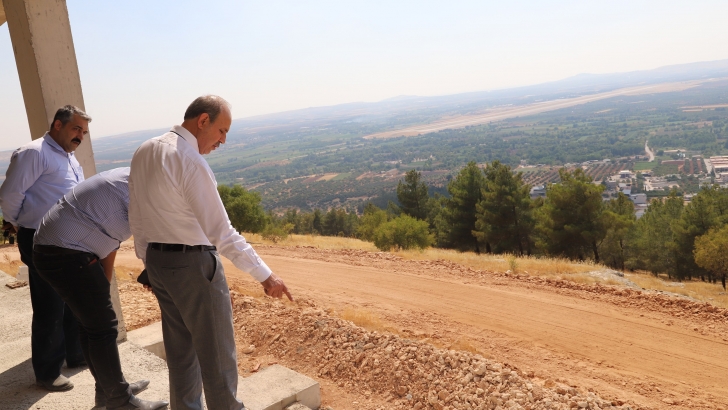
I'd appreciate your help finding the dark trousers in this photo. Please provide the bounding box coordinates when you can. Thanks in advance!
[147,248,243,410]
[33,248,132,409]
[17,228,83,382]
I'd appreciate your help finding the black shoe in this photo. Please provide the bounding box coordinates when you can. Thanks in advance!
[36,374,74,392]
[111,395,168,410]
[95,380,151,408]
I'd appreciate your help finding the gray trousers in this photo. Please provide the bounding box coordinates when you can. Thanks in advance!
[146,248,244,410]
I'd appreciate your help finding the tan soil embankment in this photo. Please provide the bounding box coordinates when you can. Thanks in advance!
[111,244,728,410]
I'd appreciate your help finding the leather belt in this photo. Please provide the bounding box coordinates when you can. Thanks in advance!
[148,243,216,252]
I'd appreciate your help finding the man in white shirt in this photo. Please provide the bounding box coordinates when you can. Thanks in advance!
[129,95,292,410]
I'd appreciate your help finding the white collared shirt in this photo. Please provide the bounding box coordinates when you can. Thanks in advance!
[128,125,272,282]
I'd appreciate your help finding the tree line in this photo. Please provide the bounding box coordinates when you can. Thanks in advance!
[220,162,728,289]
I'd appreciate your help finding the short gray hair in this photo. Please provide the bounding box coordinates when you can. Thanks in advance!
[184,95,231,123]
[50,105,92,130]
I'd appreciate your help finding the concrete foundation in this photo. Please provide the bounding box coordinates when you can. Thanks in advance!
[239,365,320,410]
[127,321,165,360]
[128,321,320,410]
[0,270,170,410]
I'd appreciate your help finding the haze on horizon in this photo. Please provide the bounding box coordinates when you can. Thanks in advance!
[1,0,728,151]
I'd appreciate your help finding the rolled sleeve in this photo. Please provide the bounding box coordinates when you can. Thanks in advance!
[183,160,272,282]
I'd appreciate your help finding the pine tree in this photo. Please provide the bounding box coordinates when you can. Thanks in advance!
[536,168,607,262]
[625,191,683,276]
[473,161,535,255]
[671,186,728,280]
[397,169,430,220]
[599,193,635,270]
[312,209,323,234]
[436,162,486,252]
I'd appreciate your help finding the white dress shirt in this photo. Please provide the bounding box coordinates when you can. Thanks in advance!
[129,125,272,282]
[0,133,84,230]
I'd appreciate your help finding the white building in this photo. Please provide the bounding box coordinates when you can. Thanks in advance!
[629,193,647,204]
[709,156,728,173]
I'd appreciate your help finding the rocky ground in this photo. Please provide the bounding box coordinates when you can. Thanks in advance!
[114,245,728,410]
[119,283,631,410]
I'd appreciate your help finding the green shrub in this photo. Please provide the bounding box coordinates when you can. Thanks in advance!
[261,223,294,243]
[373,215,434,251]
[357,208,389,241]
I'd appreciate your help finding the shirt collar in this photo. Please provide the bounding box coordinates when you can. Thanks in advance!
[171,125,200,153]
[43,133,73,157]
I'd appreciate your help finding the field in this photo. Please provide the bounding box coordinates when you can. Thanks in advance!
[632,161,655,171]
[584,163,631,181]
[363,80,706,139]
[55,77,726,211]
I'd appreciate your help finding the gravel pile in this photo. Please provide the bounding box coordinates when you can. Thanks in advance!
[118,281,161,330]
[233,293,634,410]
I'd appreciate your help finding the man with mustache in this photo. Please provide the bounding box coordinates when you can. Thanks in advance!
[129,95,292,410]
[0,105,89,391]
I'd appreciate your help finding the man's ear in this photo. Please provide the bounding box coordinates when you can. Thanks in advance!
[197,113,210,130]
[52,119,63,131]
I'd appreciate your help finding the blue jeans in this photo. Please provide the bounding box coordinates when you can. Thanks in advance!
[17,228,83,382]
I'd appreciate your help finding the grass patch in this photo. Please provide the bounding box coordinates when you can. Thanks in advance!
[331,172,351,181]
[626,271,728,309]
[396,248,602,277]
[653,162,680,176]
[633,161,655,171]
[243,233,379,251]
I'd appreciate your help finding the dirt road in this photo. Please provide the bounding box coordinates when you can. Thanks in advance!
[244,249,727,409]
[645,141,655,162]
[103,244,728,408]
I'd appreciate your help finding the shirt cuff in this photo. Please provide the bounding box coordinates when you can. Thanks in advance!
[244,260,273,282]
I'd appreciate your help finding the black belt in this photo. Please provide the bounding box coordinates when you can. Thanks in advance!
[149,243,216,252]
[34,244,92,256]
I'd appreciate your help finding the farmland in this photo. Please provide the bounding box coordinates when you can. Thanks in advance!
[60,75,728,211]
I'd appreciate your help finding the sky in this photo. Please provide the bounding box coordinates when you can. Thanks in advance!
[1,0,728,150]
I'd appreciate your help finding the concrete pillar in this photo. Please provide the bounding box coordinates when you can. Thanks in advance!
[2,0,96,177]
[2,0,128,341]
